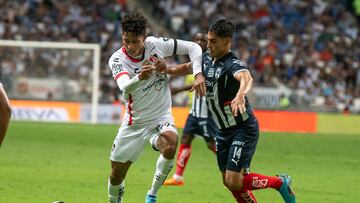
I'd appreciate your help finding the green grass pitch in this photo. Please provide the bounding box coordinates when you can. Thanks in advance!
[1,121,359,203]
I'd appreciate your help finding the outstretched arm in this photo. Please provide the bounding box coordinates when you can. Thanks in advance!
[174,40,206,96]
[231,70,253,117]
[164,62,192,76]
[170,84,192,95]
[148,36,206,96]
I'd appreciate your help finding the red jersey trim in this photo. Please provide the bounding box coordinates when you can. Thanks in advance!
[122,47,144,63]
[114,72,129,80]
[128,94,133,125]
[223,100,232,106]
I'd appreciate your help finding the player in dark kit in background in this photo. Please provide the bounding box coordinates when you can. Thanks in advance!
[163,33,216,186]
[203,19,296,203]
[0,82,11,146]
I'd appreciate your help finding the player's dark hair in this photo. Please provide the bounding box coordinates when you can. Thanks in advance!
[208,19,235,38]
[121,12,147,36]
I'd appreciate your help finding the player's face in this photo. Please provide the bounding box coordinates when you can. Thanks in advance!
[194,33,207,52]
[207,31,230,59]
[122,32,145,57]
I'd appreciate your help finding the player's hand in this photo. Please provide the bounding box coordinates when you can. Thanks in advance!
[231,94,246,117]
[190,73,206,97]
[138,65,155,80]
[154,58,166,73]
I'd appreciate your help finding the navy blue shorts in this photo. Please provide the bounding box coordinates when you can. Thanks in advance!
[183,114,216,141]
[215,116,259,172]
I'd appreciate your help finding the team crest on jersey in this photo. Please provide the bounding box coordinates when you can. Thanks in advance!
[207,67,215,77]
[149,54,158,63]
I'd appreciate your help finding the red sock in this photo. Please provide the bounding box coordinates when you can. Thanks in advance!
[175,144,191,176]
[230,189,257,203]
[243,173,282,190]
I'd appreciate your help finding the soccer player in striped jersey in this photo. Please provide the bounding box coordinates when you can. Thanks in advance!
[204,19,296,203]
[0,82,11,146]
[107,13,206,203]
[161,20,297,203]
[163,33,217,186]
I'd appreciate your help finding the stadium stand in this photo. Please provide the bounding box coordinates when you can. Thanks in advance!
[141,0,360,113]
[0,0,359,113]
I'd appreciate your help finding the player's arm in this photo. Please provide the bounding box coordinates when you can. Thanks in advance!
[165,62,192,76]
[231,70,253,116]
[115,65,154,94]
[174,40,206,96]
[0,84,11,146]
[170,84,193,95]
[164,62,205,95]
[109,58,154,94]
[230,60,253,117]
[150,36,206,96]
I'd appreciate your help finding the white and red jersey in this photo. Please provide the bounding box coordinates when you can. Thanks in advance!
[109,36,202,126]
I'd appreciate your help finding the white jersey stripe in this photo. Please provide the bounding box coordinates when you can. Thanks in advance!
[224,105,237,126]
[208,101,222,129]
[213,83,229,128]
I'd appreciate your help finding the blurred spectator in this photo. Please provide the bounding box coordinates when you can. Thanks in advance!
[279,93,290,109]
[141,0,360,112]
[0,0,130,103]
[0,0,359,113]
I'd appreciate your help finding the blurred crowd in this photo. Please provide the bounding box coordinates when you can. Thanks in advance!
[146,0,360,112]
[1,0,360,112]
[0,0,129,102]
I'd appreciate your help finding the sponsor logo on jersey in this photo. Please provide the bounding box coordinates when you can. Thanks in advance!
[142,75,166,92]
[215,67,222,79]
[206,80,214,87]
[111,63,123,76]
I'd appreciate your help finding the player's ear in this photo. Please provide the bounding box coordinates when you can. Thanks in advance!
[225,37,231,45]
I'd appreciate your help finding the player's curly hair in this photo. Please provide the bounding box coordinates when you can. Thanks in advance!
[209,19,235,38]
[121,12,147,36]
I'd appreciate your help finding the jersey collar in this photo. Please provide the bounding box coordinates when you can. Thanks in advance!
[122,47,145,63]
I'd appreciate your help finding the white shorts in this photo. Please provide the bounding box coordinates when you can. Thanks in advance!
[110,115,178,163]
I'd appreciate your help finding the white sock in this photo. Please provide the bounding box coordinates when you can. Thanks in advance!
[148,154,174,196]
[108,179,125,203]
[173,174,183,181]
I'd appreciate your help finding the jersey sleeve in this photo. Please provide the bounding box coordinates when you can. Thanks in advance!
[147,36,202,76]
[175,39,202,76]
[146,36,176,57]
[109,57,129,80]
[108,56,140,94]
[229,59,249,78]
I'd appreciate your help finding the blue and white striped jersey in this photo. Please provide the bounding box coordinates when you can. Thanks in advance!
[202,51,254,130]
[189,95,208,118]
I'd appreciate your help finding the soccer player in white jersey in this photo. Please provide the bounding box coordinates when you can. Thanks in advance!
[0,82,11,146]
[107,13,206,203]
